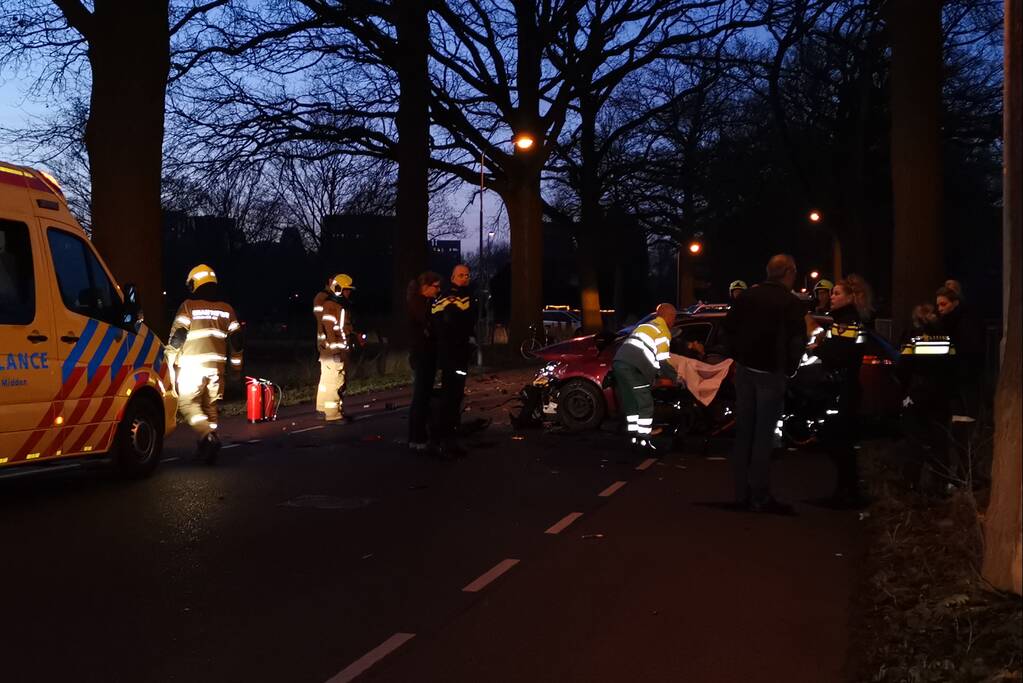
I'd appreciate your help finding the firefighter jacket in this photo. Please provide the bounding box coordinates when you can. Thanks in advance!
[168,287,243,375]
[431,283,476,370]
[313,290,353,361]
[613,315,677,385]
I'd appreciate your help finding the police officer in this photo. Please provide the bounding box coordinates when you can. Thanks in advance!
[313,274,355,422]
[431,264,476,458]
[813,279,834,314]
[613,303,677,448]
[168,264,243,464]
[812,275,872,507]
[729,280,747,301]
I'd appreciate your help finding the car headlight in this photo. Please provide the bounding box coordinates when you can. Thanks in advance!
[532,361,562,386]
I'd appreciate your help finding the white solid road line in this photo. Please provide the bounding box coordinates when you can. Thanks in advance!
[635,457,657,471]
[290,425,325,434]
[463,558,520,593]
[545,512,584,535]
[598,481,627,497]
[325,632,416,683]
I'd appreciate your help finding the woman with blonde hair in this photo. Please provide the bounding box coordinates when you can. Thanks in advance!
[813,274,873,507]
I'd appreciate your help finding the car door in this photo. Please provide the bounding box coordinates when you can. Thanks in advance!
[45,224,137,457]
[0,217,59,465]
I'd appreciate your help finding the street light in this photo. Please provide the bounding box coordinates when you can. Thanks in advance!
[688,241,703,255]
[513,132,535,151]
[478,134,536,365]
[808,209,822,223]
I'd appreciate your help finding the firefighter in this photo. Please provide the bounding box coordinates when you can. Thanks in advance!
[729,280,747,301]
[813,279,834,314]
[168,264,243,464]
[612,303,678,448]
[313,274,355,422]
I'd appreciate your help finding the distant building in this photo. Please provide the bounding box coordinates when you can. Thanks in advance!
[429,239,462,276]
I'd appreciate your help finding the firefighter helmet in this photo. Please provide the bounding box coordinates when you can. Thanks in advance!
[729,280,748,291]
[329,273,356,293]
[814,279,834,293]
[186,264,217,292]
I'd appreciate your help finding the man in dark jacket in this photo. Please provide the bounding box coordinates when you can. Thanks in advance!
[431,264,477,457]
[722,254,808,513]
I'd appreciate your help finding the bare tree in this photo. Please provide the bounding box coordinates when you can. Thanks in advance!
[0,0,237,334]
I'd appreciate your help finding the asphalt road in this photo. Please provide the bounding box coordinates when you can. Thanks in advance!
[1,369,862,683]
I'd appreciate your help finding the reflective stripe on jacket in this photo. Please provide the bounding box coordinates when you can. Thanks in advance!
[169,298,242,372]
[613,316,676,384]
[313,290,351,359]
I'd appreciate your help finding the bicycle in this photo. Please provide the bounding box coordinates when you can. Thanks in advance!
[520,323,552,359]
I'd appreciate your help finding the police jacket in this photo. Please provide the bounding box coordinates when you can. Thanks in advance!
[897,325,956,413]
[816,305,866,396]
[723,280,807,375]
[313,290,352,361]
[613,315,677,385]
[431,283,476,368]
[168,284,242,374]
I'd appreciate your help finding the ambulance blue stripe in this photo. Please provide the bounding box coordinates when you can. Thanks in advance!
[108,332,136,384]
[132,331,155,370]
[88,325,120,381]
[153,346,165,375]
[62,318,98,384]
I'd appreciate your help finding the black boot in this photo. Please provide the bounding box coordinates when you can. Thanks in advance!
[202,432,221,465]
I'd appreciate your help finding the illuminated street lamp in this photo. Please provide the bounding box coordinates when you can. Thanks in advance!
[808,209,822,223]
[513,132,535,151]
[688,241,703,255]
[810,270,820,279]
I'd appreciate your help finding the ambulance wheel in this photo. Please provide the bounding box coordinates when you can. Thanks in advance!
[114,398,163,478]
[557,379,605,432]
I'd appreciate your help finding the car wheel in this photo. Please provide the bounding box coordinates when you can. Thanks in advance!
[113,398,163,478]
[557,379,605,432]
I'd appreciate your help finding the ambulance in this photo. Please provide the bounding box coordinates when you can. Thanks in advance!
[0,161,176,477]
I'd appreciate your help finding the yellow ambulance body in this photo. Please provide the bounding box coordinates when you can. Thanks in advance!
[0,161,176,477]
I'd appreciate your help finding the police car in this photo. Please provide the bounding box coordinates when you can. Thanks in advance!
[1,161,177,477]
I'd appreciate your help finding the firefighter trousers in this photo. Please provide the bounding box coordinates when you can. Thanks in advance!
[612,361,654,442]
[317,357,347,420]
[177,366,222,437]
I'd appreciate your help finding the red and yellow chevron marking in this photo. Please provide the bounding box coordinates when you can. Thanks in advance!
[4,324,169,467]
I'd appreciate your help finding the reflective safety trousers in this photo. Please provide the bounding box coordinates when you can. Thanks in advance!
[316,357,346,419]
[177,368,221,437]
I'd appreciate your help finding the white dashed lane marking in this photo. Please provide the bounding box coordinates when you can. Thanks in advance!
[325,632,416,683]
[221,444,241,450]
[290,425,324,434]
[598,481,627,497]
[463,559,520,593]
[161,457,180,463]
[635,457,657,471]
[545,512,583,535]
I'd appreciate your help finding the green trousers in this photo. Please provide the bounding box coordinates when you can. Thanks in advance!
[613,361,654,439]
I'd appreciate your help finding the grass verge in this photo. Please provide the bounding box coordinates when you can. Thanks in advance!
[849,442,1022,682]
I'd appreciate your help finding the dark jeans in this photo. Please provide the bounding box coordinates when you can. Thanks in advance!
[437,364,468,443]
[731,363,787,503]
[408,350,437,445]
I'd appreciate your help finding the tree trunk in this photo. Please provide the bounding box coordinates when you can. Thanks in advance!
[84,0,170,336]
[391,0,430,347]
[981,0,1022,596]
[677,248,696,307]
[887,0,944,338]
[576,96,604,333]
[507,0,544,348]
[506,172,544,348]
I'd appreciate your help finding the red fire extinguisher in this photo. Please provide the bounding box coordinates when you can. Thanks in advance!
[246,377,281,423]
